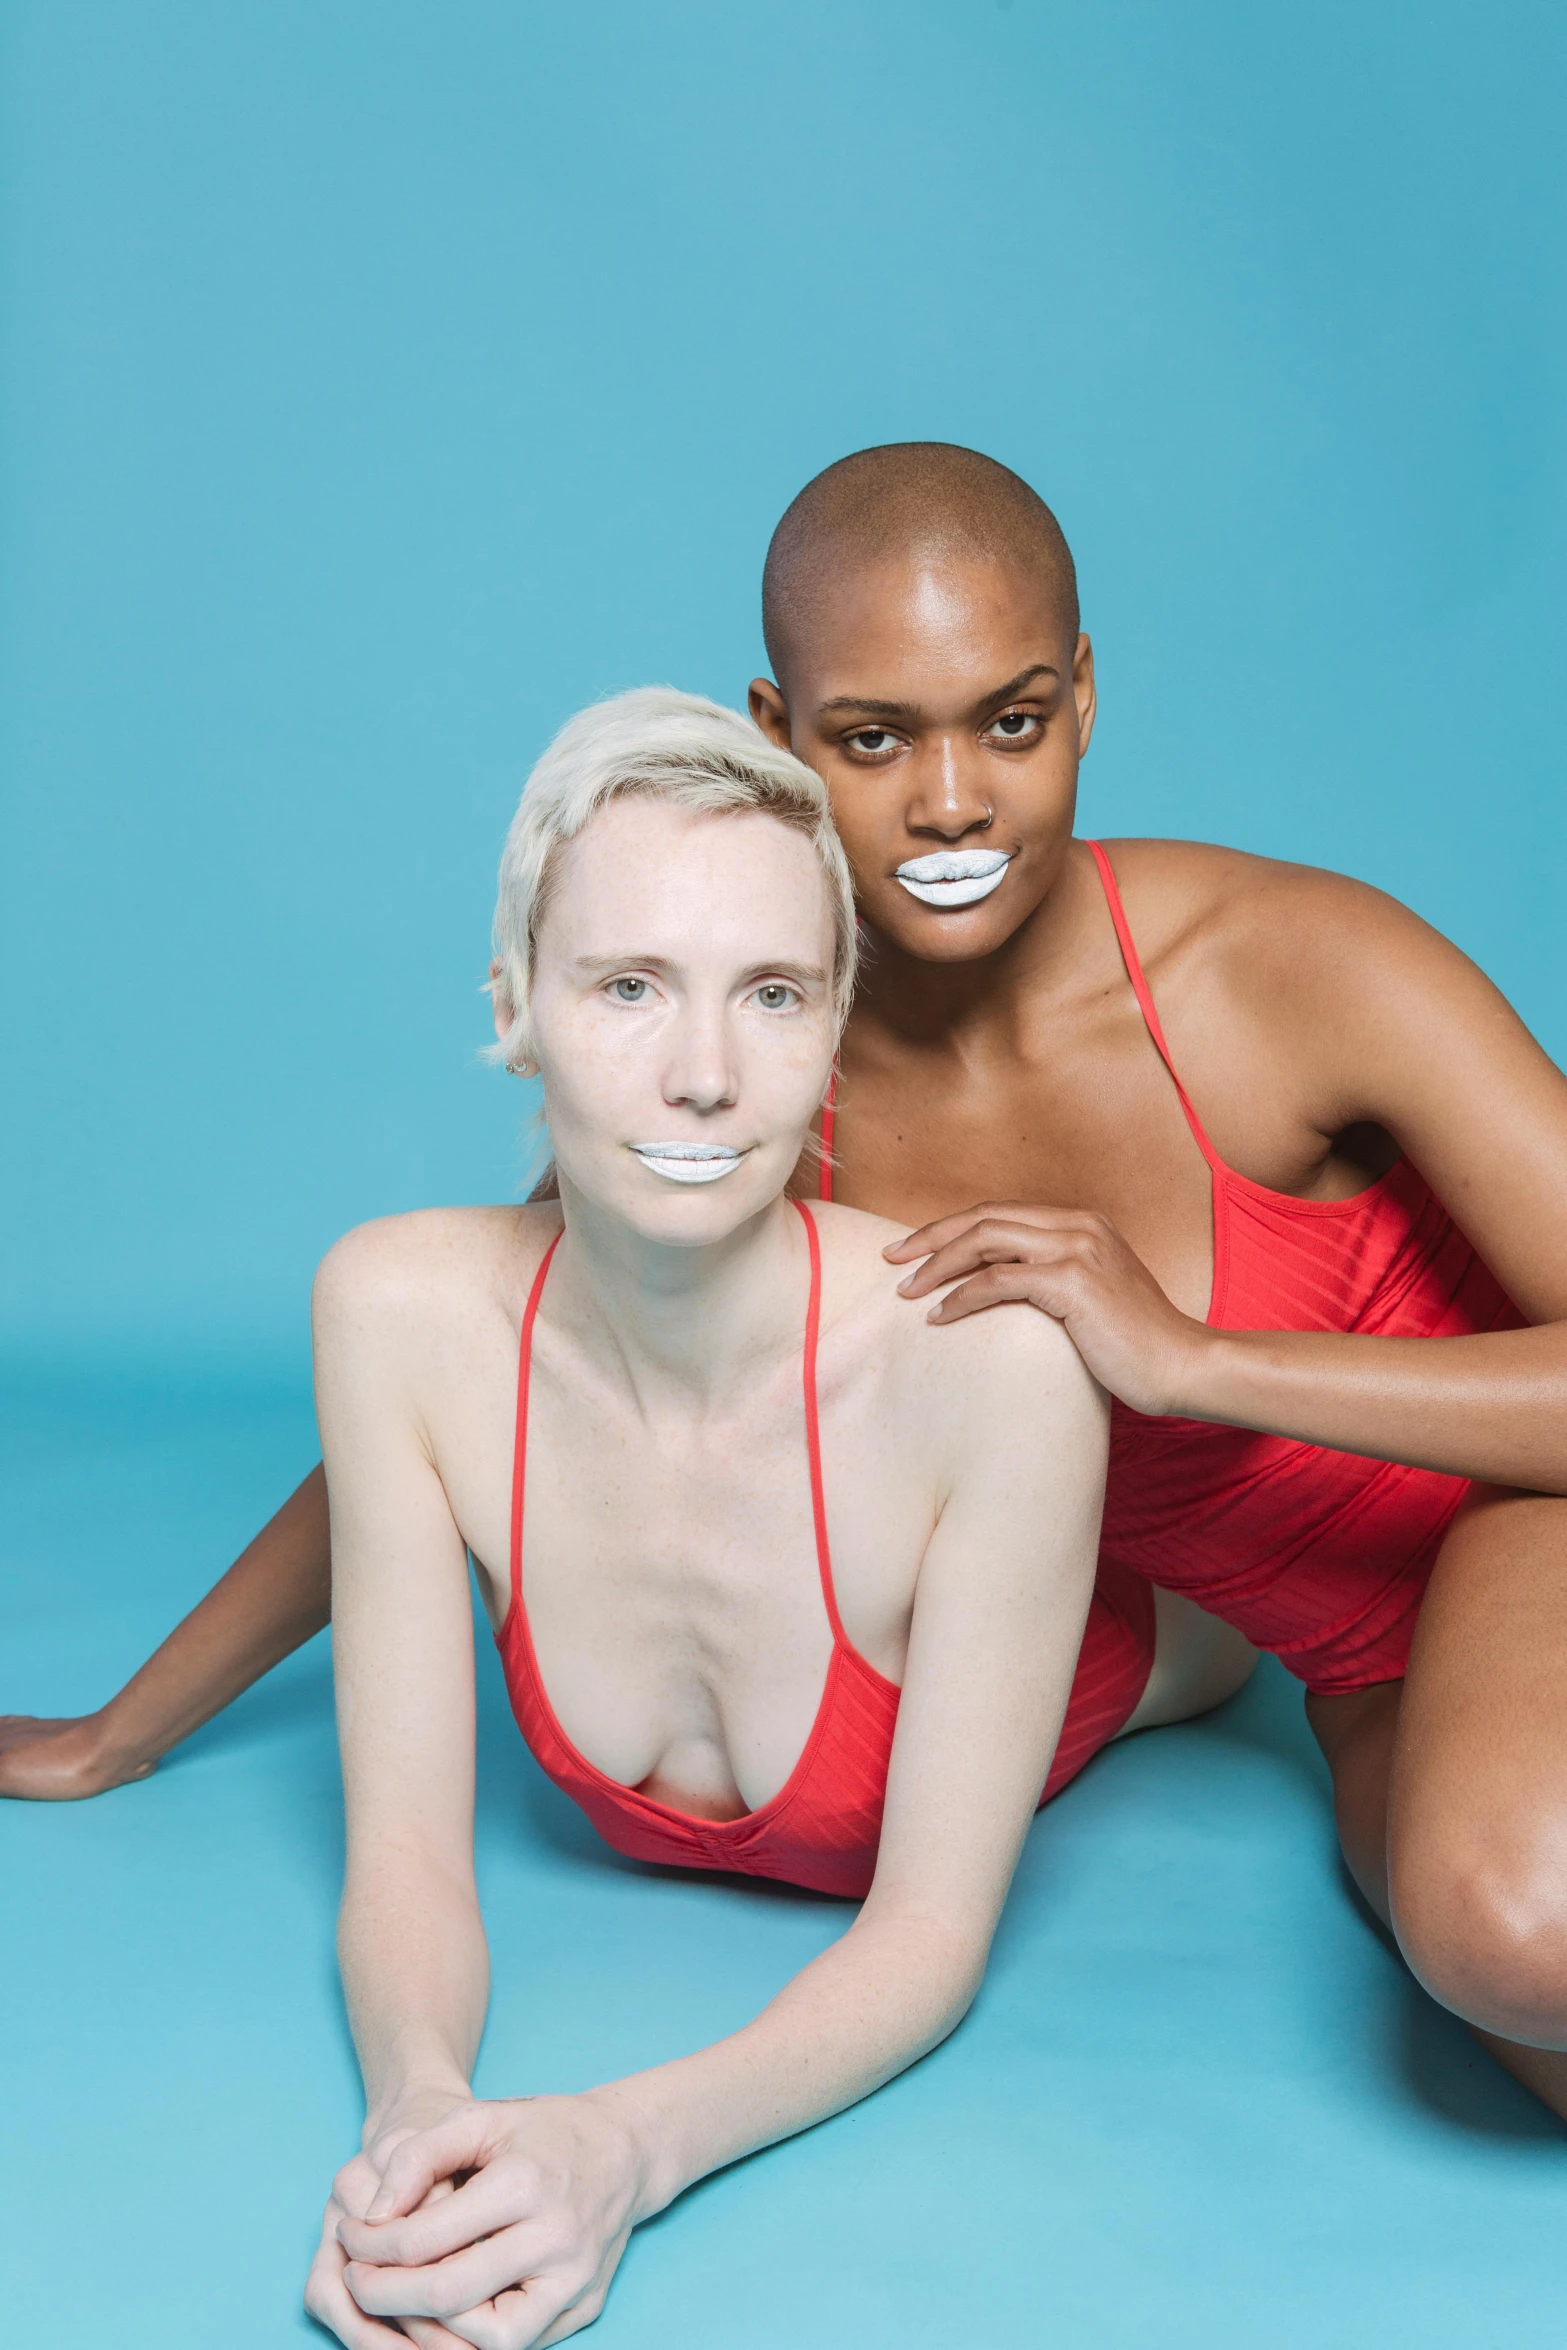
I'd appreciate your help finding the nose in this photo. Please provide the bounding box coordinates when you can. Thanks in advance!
[661,991,738,1115]
[904,733,993,841]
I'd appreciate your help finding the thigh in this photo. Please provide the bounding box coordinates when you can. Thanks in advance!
[1391,1487,1567,1895]
[1308,1490,1567,1923]
[1311,1490,1567,2059]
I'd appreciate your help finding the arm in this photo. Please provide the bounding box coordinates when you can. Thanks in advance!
[0,1465,331,1801]
[891,879,1567,1493]
[302,1227,492,2349]
[330,1309,1108,2349]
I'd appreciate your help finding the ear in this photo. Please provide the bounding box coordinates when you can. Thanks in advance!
[489,959,535,1073]
[488,958,511,1044]
[748,677,792,750]
[1073,634,1098,759]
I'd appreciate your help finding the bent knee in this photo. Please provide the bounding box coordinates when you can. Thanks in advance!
[1392,1834,1567,2046]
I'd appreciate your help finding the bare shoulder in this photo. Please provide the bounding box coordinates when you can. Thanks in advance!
[312,1203,561,1336]
[810,1200,1100,1432]
[1095,834,1463,994]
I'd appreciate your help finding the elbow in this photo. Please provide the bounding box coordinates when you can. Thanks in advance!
[852,1902,991,2050]
[338,1842,482,1939]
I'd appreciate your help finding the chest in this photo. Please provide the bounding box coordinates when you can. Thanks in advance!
[453,1338,934,1814]
[824,992,1394,1322]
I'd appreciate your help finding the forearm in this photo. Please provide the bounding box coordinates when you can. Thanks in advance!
[1177,1324,1567,1492]
[591,1905,984,2218]
[339,1851,491,2137]
[95,1464,332,1771]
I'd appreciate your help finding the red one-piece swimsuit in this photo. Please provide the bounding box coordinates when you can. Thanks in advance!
[820,842,1523,1699]
[496,1199,1153,1900]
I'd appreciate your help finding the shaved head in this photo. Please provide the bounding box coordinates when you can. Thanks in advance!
[762,443,1079,689]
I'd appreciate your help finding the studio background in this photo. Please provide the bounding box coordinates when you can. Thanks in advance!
[4,0,1562,1369]
[6,14,1567,2349]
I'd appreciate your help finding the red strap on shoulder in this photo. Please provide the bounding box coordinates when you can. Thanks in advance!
[793,1200,844,1644]
[509,1229,563,1618]
[1085,841,1222,1173]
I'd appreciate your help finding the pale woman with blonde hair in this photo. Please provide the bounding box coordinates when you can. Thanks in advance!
[305,689,1238,2348]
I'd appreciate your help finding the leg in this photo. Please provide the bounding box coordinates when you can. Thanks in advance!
[1116,1586,1258,1736]
[1309,1487,1567,2118]
[0,1463,332,1799]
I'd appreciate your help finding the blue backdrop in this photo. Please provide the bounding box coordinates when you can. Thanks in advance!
[6,13,1567,2350]
[3,0,1563,1364]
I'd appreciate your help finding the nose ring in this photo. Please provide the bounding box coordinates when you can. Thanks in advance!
[977,807,994,829]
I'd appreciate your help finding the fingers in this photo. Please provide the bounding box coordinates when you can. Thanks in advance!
[883,1201,1067,1263]
[535,2285,608,2347]
[334,2152,396,2223]
[402,2323,479,2350]
[896,1218,1083,1301]
[925,1265,1062,1325]
[445,2281,582,2350]
[344,2163,540,2270]
[364,2107,496,2222]
[345,2220,560,2322]
[305,2207,414,2349]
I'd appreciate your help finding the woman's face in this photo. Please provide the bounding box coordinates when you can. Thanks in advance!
[749,553,1093,965]
[520,796,837,1245]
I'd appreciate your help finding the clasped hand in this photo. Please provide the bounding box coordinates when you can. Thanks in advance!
[305,2092,646,2349]
[886,1200,1210,1418]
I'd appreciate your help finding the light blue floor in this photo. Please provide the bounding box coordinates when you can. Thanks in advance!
[5,1366,1564,2347]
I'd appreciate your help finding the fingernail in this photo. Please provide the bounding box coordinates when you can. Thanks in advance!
[896,1276,913,1293]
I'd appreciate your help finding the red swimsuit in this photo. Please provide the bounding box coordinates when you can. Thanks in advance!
[498,844,1521,1895]
[823,842,1522,1696]
[1083,841,1522,1691]
[495,1199,1152,1899]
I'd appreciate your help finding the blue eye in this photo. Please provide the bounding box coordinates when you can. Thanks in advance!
[753,982,797,1012]
[611,976,649,1002]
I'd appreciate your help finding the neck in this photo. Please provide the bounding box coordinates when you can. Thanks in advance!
[853,835,1102,1054]
[546,1180,808,1405]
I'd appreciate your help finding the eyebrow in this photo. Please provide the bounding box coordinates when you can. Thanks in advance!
[571,953,830,987]
[816,663,1061,723]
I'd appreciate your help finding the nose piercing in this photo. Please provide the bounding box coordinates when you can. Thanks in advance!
[977,807,994,829]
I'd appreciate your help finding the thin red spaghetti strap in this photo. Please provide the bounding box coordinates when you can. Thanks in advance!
[818,1069,836,1203]
[1085,840,1223,1174]
[793,1200,846,1644]
[509,1229,563,1616]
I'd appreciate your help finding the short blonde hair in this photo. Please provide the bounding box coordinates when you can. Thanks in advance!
[490,687,858,1069]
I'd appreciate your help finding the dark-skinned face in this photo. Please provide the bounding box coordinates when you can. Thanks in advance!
[750,555,1094,963]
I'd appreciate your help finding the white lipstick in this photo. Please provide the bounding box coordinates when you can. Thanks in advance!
[630,1143,747,1184]
[894,848,1013,907]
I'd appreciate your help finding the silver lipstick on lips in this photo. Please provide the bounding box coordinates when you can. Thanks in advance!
[630,1142,747,1184]
[894,848,1013,907]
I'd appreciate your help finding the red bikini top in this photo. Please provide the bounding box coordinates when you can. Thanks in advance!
[494,1197,1149,1896]
[823,840,1522,1697]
